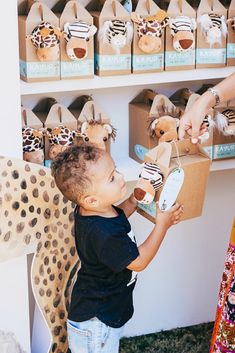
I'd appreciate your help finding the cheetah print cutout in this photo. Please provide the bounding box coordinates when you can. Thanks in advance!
[0,156,80,353]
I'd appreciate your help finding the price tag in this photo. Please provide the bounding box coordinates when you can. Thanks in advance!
[159,168,184,212]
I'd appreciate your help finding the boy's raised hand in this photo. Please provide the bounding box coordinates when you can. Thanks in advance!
[156,202,184,229]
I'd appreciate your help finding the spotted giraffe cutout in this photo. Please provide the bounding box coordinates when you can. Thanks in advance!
[0,155,80,353]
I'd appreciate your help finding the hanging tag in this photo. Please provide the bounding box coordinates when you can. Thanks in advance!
[159,168,184,212]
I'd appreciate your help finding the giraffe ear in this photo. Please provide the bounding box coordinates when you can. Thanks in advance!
[103,124,113,135]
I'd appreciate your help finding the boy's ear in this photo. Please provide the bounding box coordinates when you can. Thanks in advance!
[82,195,99,208]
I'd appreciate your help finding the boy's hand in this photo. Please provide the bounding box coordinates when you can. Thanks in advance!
[156,202,184,230]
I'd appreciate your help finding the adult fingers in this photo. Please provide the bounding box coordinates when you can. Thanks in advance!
[191,121,202,144]
[178,120,187,140]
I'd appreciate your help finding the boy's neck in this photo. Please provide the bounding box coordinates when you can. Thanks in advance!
[79,205,118,218]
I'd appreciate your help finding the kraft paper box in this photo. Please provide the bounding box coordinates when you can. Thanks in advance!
[44,102,77,166]
[87,0,132,76]
[185,93,214,159]
[137,139,211,222]
[21,106,43,130]
[68,95,93,121]
[227,0,235,66]
[129,89,158,163]
[165,0,196,71]
[213,103,235,160]
[196,0,227,68]
[18,1,60,82]
[59,0,96,79]
[132,0,165,74]
[78,99,113,152]
[32,97,57,125]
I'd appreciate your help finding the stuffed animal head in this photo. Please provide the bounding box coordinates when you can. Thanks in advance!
[22,127,45,165]
[198,13,227,47]
[98,20,133,54]
[78,118,117,150]
[63,21,97,61]
[169,16,196,52]
[46,125,76,160]
[134,162,164,204]
[148,106,181,142]
[131,10,169,53]
[215,109,235,136]
[29,22,62,61]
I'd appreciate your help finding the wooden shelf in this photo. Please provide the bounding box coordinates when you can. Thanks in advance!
[20,66,235,95]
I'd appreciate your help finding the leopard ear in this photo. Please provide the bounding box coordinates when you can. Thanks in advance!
[151,118,159,130]
[103,124,113,135]
[81,121,89,135]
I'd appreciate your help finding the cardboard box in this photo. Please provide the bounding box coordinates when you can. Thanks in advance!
[59,0,96,79]
[44,102,77,167]
[165,0,196,71]
[196,0,227,68]
[21,106,44,130]
[18,1,60,82]
[87,0,132,76]
[131,0,165,74]
[227,0,235,66]
[129,89,158,163]
[32,97,58,125]
[213,103,235,160]
[137,139,211,222]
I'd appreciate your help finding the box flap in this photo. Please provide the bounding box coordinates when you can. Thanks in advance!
[135,0,161,16]
[167,0,195,17]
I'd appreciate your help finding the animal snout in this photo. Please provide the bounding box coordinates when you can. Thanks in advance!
[134,188,146,201]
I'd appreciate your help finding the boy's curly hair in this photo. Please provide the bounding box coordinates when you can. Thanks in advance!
[51,143,104,204]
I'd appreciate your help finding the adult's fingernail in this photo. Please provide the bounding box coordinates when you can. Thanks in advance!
[192,138,198,144]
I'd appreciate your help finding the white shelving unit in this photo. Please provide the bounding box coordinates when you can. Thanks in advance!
[1,1,235,352]
[21,66,235,95]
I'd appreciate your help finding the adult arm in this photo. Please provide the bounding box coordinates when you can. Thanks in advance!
[178,72,235,143]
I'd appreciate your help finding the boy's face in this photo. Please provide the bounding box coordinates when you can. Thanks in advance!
[82,152,126,209]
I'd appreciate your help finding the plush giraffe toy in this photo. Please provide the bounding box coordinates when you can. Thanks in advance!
[131,10,169,53]
[46,125,77,164]
[0,155,79,353]
[22,127,45,165]
[28,22,63,61]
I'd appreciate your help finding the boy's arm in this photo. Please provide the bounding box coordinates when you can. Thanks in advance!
[127,203,183,272]
[118,193,138,218]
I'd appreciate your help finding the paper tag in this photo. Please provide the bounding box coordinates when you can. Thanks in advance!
[159,168,184,212]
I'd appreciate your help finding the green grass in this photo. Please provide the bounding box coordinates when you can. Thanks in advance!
[120,322,214,353]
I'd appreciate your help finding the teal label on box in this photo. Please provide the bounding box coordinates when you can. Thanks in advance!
[138,201,156,218]
[227,43,235,59]
[165,50,195,67]
[213,143,235,159]
[132,53,163,71]
[61,60,94,77]
[202,146,213,159]
[95,53,131,71]
[20,59,60,78]
[196,48,226,64]
[44,160,52,168]
[134,144,149,161]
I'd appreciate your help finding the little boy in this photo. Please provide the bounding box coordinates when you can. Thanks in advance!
[51,143,183,353]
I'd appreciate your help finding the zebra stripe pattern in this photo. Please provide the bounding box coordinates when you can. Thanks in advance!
[106,20,127,43]
[64,21,92,40]
[208,13,223,30]
[170,16,195,35]
[140,163,163,191]
[222,109,235,125]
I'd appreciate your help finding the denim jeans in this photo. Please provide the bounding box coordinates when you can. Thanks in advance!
[67,318,124,353]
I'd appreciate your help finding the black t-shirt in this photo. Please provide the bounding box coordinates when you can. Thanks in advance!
[68,205,139,328]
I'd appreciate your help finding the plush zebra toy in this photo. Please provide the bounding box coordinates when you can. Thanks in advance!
[63,21,97,61]
[215,109,235,136]
[169,15,196,52]
[98,19,133,54]
[134,162,164,204]
[197,13,227,47]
